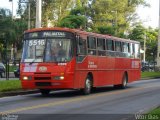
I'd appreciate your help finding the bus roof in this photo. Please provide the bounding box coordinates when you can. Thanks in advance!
[25,27,139,44]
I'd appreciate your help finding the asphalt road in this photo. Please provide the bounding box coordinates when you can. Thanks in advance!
[0,79,160,120]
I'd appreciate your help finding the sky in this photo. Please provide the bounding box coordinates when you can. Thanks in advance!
[136,0,159,28]
[0,0,159,29]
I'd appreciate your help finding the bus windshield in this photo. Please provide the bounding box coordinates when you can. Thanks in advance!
[22,38,72,63]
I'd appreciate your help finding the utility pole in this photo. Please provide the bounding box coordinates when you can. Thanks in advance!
[9,0,14,19]
[143,32,146,62]
[28,2,31,29]
[157,0,160,67]
[35,0,42,28]
[20,0,31,29]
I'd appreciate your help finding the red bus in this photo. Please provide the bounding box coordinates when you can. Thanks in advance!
[20,27,141,95]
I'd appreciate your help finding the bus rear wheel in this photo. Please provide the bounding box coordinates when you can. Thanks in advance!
[82,77,92,95]
[40,89,50,96]
[114,74,128,89]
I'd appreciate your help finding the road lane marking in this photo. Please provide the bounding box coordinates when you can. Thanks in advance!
[0,85,159,114]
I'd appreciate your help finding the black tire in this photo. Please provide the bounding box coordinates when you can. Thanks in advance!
[40,89,50,96]
[114,74,128,89]
[82,77,92,95]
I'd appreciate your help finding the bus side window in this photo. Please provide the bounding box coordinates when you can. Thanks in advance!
[107,39,114,51]
[135,43,140,58]
[130,43,135,58]
[122,42,129,53]
[77,37,87,55]
[115,41,122,52]
[97,38,105,56]
[87,36,96,55]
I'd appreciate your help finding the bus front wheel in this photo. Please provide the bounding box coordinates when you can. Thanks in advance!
[82,77,92,95]
[40,89,50,96]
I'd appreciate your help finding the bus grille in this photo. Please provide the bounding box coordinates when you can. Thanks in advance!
[35,82,51,86]
[34,77,51,80]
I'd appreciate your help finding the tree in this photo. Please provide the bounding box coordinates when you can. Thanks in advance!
[145,28,158,62]
[88,0,148,36]
[59,15,87,29]
[128,24,145,44]
[0,8,27,61]
[128,23,158,62]
[42,0,75,27]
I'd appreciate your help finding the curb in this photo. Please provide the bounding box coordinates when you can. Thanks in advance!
[0,90,39,98]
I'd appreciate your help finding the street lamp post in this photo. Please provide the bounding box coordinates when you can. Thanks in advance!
[9,0,14,19]
[35,0,42,28]
[143,32,146,62]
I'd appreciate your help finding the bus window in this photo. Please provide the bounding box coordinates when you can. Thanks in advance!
[77,37,87,55]
[76,37,87,62]
[122,42,129,53]
[97,38,105,56]
[130,43,135,58]
[87,37,96,55]
[97,38,105,50]
[115,41,122,52]
[107,39,114,51]
[135,44,140,58]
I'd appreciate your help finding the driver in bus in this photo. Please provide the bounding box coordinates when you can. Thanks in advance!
[51,43,65,61]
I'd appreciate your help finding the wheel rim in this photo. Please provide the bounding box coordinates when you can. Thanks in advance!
[86,78,91,93]
[123,76,127,87]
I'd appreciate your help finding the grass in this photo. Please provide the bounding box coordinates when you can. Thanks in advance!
[0,80,21,92]
[144,107,160,120]
[149,107,160,114]
[141,72,160,79]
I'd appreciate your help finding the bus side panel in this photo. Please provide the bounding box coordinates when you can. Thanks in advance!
[95,57,115,87]
[74,57,89,89]
[128,59,141,83]
[74,71,87,89]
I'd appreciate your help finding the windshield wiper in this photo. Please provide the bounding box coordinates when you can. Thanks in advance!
[29,59,36,65]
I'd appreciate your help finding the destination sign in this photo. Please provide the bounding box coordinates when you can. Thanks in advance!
[24,31,73,39]
[43,32,66,37]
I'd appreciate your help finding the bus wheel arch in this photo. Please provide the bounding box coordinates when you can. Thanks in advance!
[114,71,128,89]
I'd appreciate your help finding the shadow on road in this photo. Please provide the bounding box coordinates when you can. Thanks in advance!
[30,86,135,98]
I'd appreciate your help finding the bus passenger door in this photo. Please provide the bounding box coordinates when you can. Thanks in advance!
[75,35,88,89]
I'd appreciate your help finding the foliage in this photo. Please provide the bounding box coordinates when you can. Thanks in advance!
[88,0,148,36]
[17,0,148,34]
[97,26,115,35]
[128,24,158,62]
[42,0,74,27]
[59,15,87,29]
[128,24,145,43]
[0,8,27,61]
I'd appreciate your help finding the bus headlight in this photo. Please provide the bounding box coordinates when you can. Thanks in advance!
[23,76,32,80]
[54,76,64,80]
